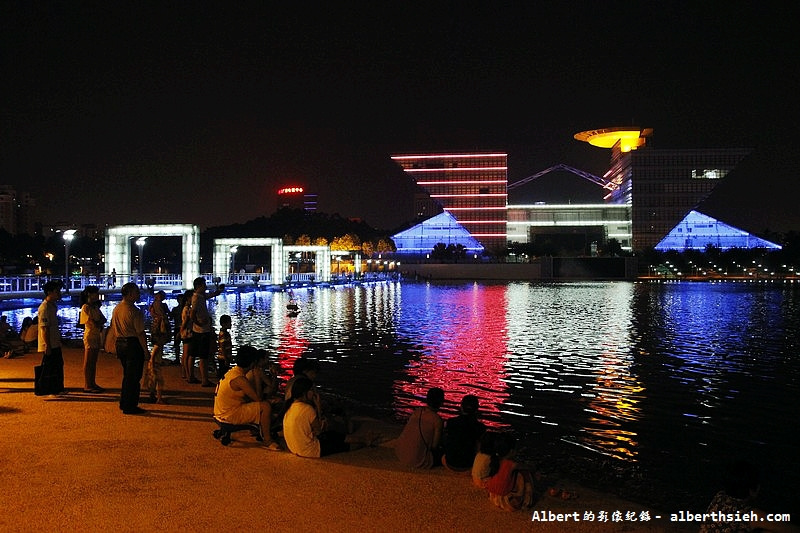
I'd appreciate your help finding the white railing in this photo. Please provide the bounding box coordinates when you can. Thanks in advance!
[0,270,395,297]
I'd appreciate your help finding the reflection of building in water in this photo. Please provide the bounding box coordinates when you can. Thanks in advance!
[581,349,644,461]
[392,284,511,427]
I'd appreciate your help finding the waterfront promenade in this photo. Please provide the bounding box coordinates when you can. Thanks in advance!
[0,346,683,532]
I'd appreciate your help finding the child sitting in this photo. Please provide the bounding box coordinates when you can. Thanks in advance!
[485,433,535,511]
[472,431,495,488]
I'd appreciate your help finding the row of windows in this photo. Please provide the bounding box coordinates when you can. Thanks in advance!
[634,182,716,194]
[399,158,506,170]
[509,211,630,222]
[426,186,506,195]
[635,195,710,208]
[631,150,749,167]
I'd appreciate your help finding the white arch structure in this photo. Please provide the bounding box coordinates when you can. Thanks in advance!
[105,224,200,288]
[283,245,331,283]
[212,238,284,283]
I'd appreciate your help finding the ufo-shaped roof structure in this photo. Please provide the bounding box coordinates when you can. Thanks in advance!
[574,127,652,152]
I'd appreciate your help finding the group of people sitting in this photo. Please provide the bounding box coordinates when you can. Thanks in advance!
[213,347,535,511]
[394,387,535,511]
[213,347,374,454]
[1,315,37,358]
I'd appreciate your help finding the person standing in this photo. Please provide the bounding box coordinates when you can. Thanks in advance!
[145,290,170,403]
[79,285,106,393]
[189,277,224,387]
[111,282,148,415]
[36,280,65,395]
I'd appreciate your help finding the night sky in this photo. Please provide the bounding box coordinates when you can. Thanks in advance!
[4,2,799,232]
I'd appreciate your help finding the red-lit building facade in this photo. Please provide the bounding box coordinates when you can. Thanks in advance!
[391,152,508,253]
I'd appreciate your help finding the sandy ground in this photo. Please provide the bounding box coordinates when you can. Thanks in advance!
[0,346,690,532]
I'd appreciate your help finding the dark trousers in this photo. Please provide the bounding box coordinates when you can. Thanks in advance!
[117,337,144,411]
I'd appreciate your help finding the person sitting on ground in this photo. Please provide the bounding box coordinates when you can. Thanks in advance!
[284,357,327,414]
[283,376,370,457]
[472,431,496,488]
[213,345,280,451]
[394,387,445,468]
[442,394,487,472]
[699,460,799,533]
[247,349,281,402]
[485,433,535,511]
[22,316,38,352]
[0,315,13,338]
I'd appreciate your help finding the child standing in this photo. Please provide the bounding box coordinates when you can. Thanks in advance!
[216,314,233,380]
[144,291,170,404]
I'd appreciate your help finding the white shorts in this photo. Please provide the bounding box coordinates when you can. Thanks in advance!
[216,402,261,425]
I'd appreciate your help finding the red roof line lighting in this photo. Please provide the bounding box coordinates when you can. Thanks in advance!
[391,153,507,160]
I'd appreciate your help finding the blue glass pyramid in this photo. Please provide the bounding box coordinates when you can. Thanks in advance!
[392,211,485,255]
[655,210,781,251]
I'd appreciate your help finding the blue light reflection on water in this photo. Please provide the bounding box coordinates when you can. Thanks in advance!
[3,281,798,511]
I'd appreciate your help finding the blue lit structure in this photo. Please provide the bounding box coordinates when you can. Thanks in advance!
[392,211,485,255]
[654,210,782,251]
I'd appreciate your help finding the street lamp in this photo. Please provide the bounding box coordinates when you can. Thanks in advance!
[229,246,238,282]
[136,237,147,286]
[63,229,76,291]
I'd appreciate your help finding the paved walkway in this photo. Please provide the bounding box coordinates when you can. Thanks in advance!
[0,347,681,532]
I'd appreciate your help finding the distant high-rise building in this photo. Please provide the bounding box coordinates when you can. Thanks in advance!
[0,186,14,233]
[15,191,37,236]
[277,186,317,214]
[0,186,37,235]
[391,152,508,253]
[575,128,750,250]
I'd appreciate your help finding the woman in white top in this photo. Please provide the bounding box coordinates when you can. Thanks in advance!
[79,286,106,393]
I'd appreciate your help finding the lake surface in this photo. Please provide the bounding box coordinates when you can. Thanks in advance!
[5,281,798,514]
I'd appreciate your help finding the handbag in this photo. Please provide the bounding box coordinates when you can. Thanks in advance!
[34,359,61,396]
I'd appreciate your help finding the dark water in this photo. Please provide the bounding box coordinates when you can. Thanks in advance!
[5,281,798,515]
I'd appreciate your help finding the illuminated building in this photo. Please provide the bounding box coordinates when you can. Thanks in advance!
[507,204,632,252]
[575,128,751,250]
[277,186,317,213]
[391,211,484,255]
[655,210,781,251]
[391,152,508,253]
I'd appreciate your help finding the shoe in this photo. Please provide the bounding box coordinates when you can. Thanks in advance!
[263,440,282,451]
[122,407,148,415]
[83,387,103,394]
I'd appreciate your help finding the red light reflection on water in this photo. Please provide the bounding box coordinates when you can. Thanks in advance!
[275,314,308,378]
[393,284,511,428]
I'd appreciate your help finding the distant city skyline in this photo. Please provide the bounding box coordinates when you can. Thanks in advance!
[4,3,799,232]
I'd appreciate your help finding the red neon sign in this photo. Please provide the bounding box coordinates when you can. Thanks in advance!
[278,187,304,195]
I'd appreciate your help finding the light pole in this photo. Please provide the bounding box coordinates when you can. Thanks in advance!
[136,237,147,286]
[63,229,76,291]
[229,246,238,282]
